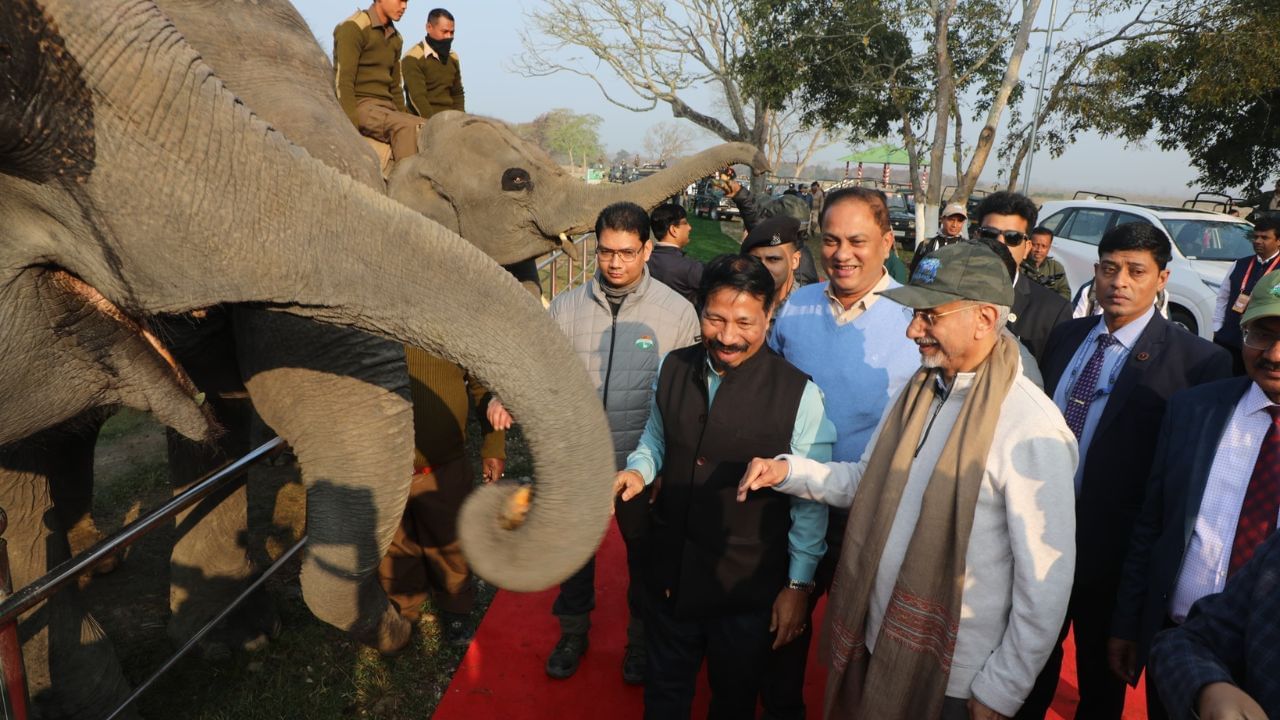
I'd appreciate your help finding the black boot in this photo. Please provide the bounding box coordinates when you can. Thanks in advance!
[545,632,589,679]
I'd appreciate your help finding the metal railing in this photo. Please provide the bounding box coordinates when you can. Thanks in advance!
[0,436,302,720]
[537,234,595,304]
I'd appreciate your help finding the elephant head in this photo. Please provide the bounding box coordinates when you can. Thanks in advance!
[0,0,615,605]
[388,112,768,266]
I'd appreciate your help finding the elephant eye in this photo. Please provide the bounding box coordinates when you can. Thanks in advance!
[502,168,532,192]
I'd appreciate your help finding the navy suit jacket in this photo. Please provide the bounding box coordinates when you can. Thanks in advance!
[1149,531,1280,720]
[1040,315,1232,598]
[1110,376,1253,667]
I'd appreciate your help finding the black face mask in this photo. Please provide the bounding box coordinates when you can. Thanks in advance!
[426,36,453,61]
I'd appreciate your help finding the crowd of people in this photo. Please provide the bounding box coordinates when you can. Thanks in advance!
[537,187,1278,720]
[326,4,1279,718]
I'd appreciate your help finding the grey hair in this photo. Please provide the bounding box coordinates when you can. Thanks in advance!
[989,304,1011,332]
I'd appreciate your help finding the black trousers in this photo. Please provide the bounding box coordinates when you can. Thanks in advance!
[552,489,650,635]
[1017,587,1127,720]
[643,594,774,720]
[760,506,844,720]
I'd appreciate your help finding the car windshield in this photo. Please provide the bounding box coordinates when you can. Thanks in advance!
[1163,219,1255,261]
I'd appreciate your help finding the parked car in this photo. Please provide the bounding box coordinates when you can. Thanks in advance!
[887,191,917,249]
[693,188,741,221]
[1038,199,1255,337]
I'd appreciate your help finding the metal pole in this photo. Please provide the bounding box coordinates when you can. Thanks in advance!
[102,536,308,720]
[1021,0,1060,196]
[0,438,284,626]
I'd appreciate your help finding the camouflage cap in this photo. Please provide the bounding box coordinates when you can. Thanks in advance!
[1241,269,1280,326]
[881,241,1015,308]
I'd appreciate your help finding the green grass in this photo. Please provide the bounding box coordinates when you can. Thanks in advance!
[685,215,742,262]
[98,408,157,442]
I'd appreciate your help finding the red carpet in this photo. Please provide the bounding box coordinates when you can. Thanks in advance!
[435,522,1148,719]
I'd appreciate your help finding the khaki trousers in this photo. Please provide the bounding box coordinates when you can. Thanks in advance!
[377,455,476,617]
[355,97,423,162]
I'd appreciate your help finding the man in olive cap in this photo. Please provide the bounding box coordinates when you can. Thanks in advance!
[739,242,1079,720]
[1109,268,1280,720]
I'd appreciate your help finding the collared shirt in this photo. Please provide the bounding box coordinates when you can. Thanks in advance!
[824,268,891,326]
[1214,251,1280,331]
[1169,382,1280,621]
[1052,305,1155,492]
[365,3,396,38]
[626,356,837,583]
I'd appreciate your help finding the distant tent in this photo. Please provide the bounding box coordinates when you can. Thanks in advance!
[837,145,926,166]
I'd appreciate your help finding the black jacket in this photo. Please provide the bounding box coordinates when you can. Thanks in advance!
[1111,376,1253,667]
[1012,273,1071,360]
[1040,316,1232,599]
[647,244,704,305]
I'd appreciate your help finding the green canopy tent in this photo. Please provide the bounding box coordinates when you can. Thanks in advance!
[837,145,928,186]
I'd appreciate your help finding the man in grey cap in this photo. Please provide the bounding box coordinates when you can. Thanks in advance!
[909,202,970,273]
[739,242,1079,720]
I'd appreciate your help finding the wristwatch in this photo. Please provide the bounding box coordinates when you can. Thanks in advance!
[787,579,816,593]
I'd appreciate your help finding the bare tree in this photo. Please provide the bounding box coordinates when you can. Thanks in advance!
[643,121,696,163]
[764,106,838,179]
[513,0,771,185]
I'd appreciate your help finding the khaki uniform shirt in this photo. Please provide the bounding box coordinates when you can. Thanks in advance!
[332,5,407,126]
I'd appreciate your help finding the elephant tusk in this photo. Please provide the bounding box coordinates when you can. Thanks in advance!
[558,232,583,263]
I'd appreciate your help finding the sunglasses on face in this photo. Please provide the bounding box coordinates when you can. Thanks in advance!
[971,225,1029,247]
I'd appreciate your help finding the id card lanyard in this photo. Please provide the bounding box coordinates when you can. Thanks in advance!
[1233,254,1280,314]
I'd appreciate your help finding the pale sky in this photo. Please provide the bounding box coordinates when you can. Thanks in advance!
[297,1,1205,199]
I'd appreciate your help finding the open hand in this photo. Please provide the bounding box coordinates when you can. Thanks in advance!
[737,457,790,501]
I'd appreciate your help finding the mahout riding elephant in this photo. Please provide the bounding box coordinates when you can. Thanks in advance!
[0,0,624,715]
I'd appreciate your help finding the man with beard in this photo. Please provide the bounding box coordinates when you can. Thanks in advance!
[402,8,465,118]
[1212,216,1280,375]
[544,202,700,684]
[739,241,1078,720]
[1111,268,1280,719]
[1020,223,1231,720]
[615,255,834,719]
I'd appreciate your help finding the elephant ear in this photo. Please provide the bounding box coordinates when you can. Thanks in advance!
[0,0,96,184]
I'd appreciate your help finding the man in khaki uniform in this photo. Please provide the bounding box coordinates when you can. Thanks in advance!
[402,8,465,119]
[333,0,423,161]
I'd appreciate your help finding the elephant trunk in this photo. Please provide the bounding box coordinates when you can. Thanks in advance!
[542,142,768,237]
[49,0,616,593]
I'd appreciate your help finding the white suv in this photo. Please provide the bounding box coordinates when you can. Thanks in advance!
[1037,199,1255,338]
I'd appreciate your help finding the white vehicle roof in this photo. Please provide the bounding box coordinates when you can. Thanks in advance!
[1039,198,1249,225]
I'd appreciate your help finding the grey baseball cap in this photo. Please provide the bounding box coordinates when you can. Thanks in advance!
[882,241,1015,308]
[942,203,968,219]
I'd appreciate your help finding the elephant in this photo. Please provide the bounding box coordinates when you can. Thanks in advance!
[0,0,766,715]
[0,0,622,715]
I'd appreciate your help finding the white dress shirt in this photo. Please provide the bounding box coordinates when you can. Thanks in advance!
[1169,382,1280,621]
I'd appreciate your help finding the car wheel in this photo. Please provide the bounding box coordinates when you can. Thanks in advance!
[710,209,719,220]
[1170,306,1198,335]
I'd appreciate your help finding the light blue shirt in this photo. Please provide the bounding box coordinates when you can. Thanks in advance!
[626,356,837,583]
[1052,305,1155,491]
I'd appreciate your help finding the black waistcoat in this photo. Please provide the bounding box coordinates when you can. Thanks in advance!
[648,344,810,618]
[1215,255,1278,348]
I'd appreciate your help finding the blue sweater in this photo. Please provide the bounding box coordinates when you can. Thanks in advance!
[768,281,919,462]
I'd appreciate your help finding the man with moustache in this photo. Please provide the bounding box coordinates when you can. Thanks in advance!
[615,255,835,719]
[741,216,805,316]
[739,242,1078,720]
[1019,223,1232,720]
[758,187,919,719]
[1111,268,1280,718]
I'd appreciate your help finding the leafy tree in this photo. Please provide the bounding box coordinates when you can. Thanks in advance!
[1050,0,1280,193]
[515,109,605,170]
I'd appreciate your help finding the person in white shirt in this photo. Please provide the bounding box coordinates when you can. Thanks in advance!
[738,242,1079,720]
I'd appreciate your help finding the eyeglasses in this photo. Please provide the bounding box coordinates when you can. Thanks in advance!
[971,225,1029,247]
[902,304,978,326]
[1243,326,1280,350]
[597,247,642,262]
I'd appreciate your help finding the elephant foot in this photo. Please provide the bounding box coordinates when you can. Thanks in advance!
[499,485,532,530]
[350,604,413,657]
[171,585,280,661]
